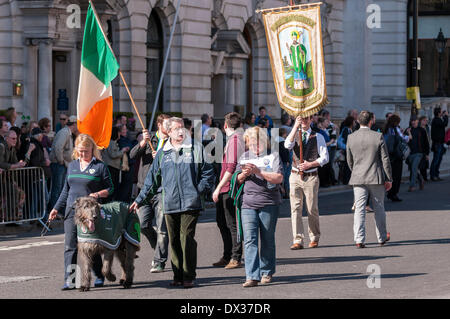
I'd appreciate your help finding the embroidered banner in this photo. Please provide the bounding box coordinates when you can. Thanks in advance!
[261,4,328,117]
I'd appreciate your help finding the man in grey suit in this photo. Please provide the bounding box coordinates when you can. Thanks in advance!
[346,111,393,248]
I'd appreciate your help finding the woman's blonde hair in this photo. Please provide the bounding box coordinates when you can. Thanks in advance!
[243,126,269,151]
[73,134,102,160]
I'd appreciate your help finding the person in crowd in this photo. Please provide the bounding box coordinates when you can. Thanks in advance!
[183,118,193,137]
[346,111,392,248]
[25,127,52,219]
[337,115,355,185]
[102,126,128,200]
[38,117,53,153]
[243,113,256,130]
[5,107,17,129]
[48,116,78,211]
[9,126,22,155]
[0,129,26,170]
[130,113,171,273]
[48,134,113,290]
[383,114,410,202]
[255,106,274,131]
[116,124,136,202]
[130,117,215,288]
[310,113,321,133]
[340,109,359,132]
[285,115,329,250]
[317,116,334,187]
[55,114,68,133]
[280,113,293,134]
[277,127,291,199]
[211,112,245,269]
[419,116,431,181]
[236,126,283,287]
[385,112,393,120]
[0,118,9,145]
[407,116,430,192]
[201,113,212,142]
[257,117,271,138]
[321,110,338,185]
[430,107,449,181]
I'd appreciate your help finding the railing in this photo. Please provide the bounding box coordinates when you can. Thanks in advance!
[0,167,49,230]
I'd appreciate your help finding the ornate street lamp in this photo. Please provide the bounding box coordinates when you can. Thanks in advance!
[435,28,446,97]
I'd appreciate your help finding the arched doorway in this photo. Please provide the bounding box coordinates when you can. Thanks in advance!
[146,11,164,113]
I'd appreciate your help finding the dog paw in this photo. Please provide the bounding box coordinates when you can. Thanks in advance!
[122,281,133,289]
[79,286,90,292]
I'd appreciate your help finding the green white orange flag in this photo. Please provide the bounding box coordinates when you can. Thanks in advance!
[76,2,119,148]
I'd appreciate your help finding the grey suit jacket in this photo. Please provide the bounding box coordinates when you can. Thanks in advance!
[346,127,393,185]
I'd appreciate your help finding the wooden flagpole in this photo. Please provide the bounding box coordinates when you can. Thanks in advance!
[119,70,155,152]
[89,1,155,152]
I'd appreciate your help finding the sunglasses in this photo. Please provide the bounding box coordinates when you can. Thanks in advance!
[60,118,67,121]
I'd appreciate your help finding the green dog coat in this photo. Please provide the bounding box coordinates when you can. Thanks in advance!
[77,202,141,250]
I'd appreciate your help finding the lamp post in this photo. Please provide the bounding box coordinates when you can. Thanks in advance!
[435,28,446,97]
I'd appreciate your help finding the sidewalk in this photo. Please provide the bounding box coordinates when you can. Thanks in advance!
[2,151,450,236]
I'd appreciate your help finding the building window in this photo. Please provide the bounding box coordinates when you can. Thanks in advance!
[146,11,164,113]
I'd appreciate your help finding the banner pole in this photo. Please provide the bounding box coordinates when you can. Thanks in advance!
[148,0,182,132]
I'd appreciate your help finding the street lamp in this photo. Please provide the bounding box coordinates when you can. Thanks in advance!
[435,28,446,97]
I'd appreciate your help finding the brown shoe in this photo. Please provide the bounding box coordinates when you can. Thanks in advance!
[242,280,258,288]
[408,187,416,192]
[356,243,366,249]
[261,275,272,284]
[420,180,425,190]
[309,241,319,248]
[183,280,195,289]
[212,257,229,267]
[224,259,242,269]
[380,232,391,246]
[290,243,304,250]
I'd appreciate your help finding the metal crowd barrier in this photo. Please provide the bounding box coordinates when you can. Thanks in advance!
[0,167,49,230]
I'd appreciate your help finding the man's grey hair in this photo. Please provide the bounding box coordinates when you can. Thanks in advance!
[165,117,184,132]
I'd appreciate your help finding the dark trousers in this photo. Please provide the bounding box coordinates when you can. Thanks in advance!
[216,193,242,262]
[388,159,403,197]
[64,215,103,285]
[165,211,199,282]
[430,143,446,178]
[108,166,120,200]
[116,166,134,203]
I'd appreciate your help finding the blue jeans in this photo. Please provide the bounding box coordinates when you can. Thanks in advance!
[241,205,279,281]
[430,143,446,178]
[408,153,423,188]
[49,163,67,211]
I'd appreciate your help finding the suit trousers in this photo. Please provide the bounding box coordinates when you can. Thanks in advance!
[289,172,320,245]
[353,185,388,244]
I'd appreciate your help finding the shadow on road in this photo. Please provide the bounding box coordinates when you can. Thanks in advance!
[385,238,450,247]
[276,255,401,266]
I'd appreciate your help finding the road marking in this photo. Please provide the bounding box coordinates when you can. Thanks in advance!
[0,276,49,284]
[0,241,63,251]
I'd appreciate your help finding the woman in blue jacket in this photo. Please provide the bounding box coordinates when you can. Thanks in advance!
[130,117,215,288]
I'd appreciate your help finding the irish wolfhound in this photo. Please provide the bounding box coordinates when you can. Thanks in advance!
[74,197,140,291]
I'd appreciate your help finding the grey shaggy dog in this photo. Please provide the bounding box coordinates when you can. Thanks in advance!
[74,197,139,291]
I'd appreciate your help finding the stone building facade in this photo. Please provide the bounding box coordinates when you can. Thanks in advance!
[0,0,448,129]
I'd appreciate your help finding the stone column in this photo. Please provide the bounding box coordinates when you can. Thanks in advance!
[227,73,235,110]
[37,39,53,121]
[24,39,39,120]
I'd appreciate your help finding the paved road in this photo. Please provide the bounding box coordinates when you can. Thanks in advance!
[1,178,449,299]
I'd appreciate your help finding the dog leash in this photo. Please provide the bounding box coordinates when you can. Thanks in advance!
[40,220,52,237]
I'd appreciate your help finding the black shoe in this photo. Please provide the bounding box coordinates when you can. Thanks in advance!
[387,194,402,202]
[431,177,439,182]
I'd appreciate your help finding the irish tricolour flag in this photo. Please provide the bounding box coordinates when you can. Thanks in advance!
[76,2,119,149]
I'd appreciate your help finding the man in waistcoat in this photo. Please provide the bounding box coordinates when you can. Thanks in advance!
[285,116,329,250]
